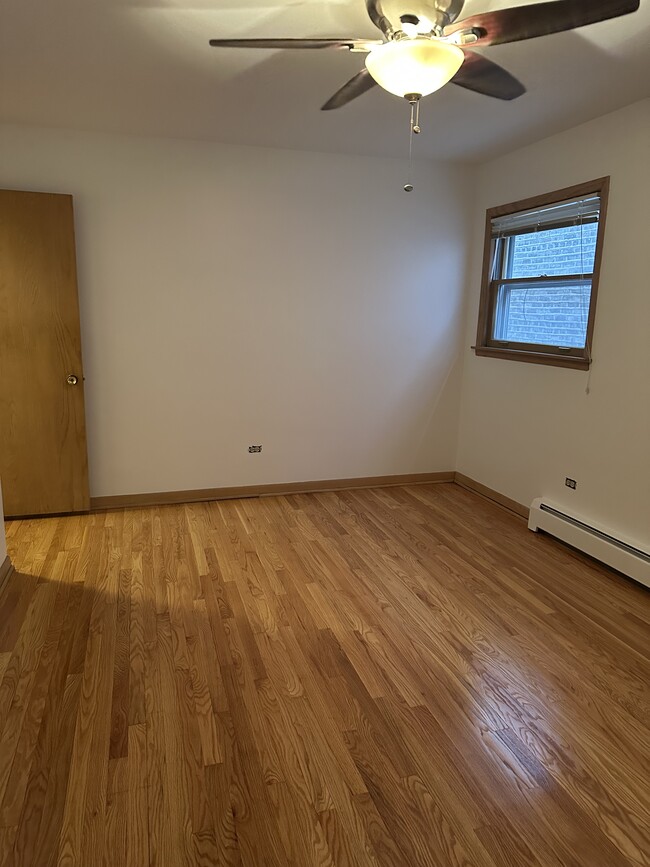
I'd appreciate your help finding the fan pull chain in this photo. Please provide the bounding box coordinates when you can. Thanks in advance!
[404,96,421,193]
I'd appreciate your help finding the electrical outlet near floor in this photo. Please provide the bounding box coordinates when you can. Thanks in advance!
[248,445,262,454]
[565,477,577,489]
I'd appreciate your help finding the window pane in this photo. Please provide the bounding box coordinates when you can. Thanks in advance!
[506,223,598,279]
[493,280,592,348]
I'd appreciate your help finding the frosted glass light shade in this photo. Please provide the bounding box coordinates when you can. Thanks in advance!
[365,38,464,98]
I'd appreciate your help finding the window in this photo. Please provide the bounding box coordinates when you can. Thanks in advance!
[474,178,609,369]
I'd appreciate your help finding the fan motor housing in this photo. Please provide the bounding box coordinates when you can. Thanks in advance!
[366,0,466,35]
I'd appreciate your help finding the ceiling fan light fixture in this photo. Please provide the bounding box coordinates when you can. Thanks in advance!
[365,38,464,99]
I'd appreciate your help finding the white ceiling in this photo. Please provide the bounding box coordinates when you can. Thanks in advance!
[1,0,649,161]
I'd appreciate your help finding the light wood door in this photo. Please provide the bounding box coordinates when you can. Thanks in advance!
[0,189,89,516]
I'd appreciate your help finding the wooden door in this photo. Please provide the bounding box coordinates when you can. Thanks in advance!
[0,190,89,516]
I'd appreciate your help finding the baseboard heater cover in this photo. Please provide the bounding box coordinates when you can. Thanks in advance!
[528,499,650,589]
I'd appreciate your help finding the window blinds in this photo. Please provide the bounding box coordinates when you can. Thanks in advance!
[491,194,601,238]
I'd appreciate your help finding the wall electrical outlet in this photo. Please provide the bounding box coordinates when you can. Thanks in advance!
[565,478,577,489]
[248,445,262,454]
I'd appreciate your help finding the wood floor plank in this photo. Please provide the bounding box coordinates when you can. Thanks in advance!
[108,563,131,760]
[1,483,648,866]
[127,723,149,867]
[0,555,72,829]
[24,672,82,867]
[0,581,59,803]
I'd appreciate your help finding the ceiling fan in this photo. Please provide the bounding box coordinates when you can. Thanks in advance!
[209,0,641,109]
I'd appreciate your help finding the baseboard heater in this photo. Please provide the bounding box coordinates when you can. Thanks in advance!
[528,499,650,589]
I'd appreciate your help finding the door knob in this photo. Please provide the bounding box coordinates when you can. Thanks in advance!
[66,374,79,386]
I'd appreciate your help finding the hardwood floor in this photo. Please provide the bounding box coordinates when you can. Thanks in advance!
[0,483,648,866]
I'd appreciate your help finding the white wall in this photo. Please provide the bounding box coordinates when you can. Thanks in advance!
[0,125,473,497]
[457,100,650,547]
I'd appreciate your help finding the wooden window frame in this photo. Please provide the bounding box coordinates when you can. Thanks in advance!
[474,177,610,370]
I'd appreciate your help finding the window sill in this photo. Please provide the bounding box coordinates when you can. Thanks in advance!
[473,345,590,370]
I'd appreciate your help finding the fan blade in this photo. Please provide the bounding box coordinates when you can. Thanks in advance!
[452,51,526,100]
[365,0,394,38]
[321,68,377,110]
[209,38,382,51]
[445,0,640,47]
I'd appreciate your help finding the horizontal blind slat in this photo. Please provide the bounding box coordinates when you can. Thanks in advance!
[491,194,601,237]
